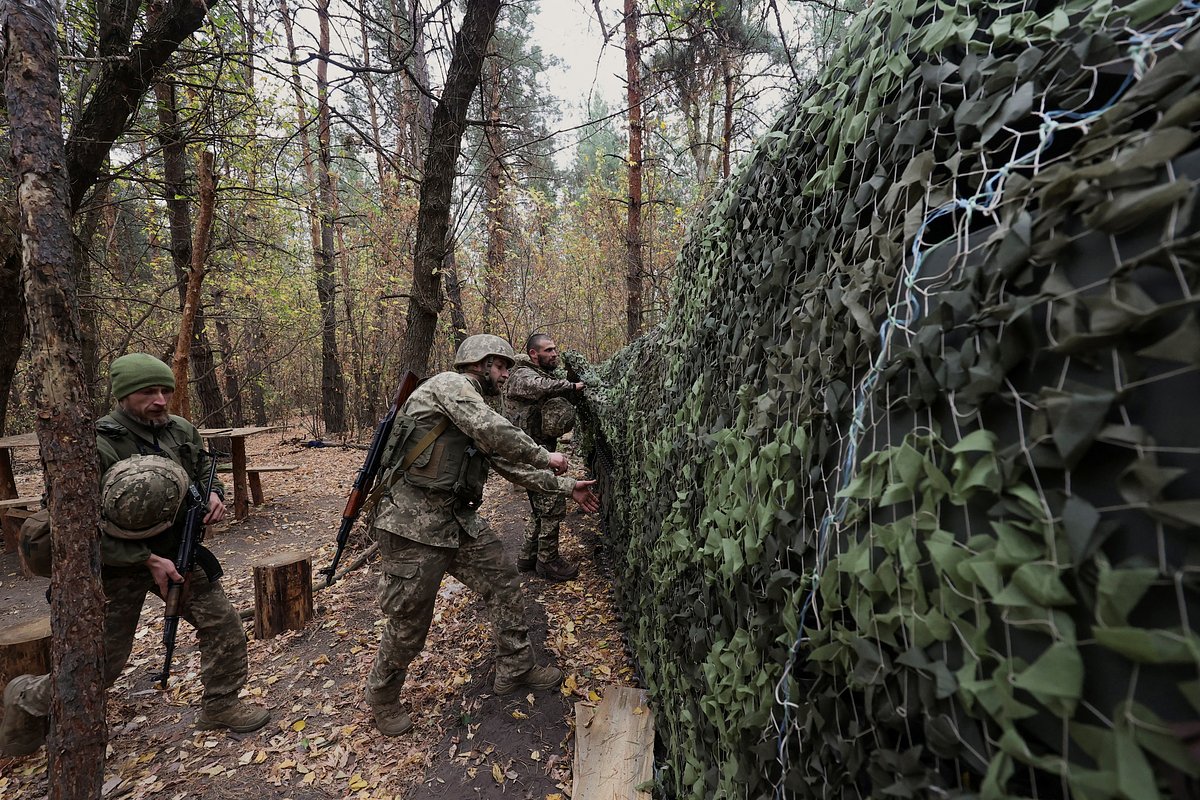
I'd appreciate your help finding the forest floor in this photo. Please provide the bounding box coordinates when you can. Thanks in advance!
[0,426,638,799]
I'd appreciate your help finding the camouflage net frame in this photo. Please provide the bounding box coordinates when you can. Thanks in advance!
[567,1,1200,797]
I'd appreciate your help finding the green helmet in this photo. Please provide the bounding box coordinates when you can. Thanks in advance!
[454,334,516,368]
[540,397,576,438]
[101,455,191,540]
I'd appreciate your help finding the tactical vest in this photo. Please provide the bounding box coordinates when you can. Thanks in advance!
[384,413,489,510]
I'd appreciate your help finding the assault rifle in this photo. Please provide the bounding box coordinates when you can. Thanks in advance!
[158,452,220,689]
[320,369,420,587]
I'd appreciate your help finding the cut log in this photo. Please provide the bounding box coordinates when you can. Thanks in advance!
[0,616,51,688]
[574,686,654,800]
[252,551,313,640]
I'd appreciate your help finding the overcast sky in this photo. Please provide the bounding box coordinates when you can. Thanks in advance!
[530,0,627,154]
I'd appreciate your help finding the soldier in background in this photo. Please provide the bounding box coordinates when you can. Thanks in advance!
[504,333,585,582]
[0,353,270,758]
[365,334,599,736]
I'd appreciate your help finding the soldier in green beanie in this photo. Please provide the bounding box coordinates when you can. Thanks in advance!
[0,353,270,758]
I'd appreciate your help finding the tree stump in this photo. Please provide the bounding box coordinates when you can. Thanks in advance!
[253,552,313,640]
[0,616,51,688]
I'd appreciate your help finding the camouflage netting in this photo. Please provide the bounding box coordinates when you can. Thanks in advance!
[566,1,1200,797]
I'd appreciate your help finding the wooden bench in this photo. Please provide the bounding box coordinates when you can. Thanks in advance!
[0,496,41,553]
[217,465,297,505]
[0,496,41,510]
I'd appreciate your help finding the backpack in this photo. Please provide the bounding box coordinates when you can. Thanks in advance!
[19,509,51,577]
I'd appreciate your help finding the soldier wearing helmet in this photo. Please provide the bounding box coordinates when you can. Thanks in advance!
[363,333,600,737]
[0,354,270,759]
[504,333,585,582]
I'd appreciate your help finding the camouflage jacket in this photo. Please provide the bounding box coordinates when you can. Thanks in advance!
[503,355,576,445]
[374,371,577,548]
[95,408,224,567]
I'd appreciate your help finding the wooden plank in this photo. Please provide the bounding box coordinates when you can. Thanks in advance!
[573,686,654,800]
[0,496,41,509]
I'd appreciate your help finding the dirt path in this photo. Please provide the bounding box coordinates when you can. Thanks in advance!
[0,429,637,799]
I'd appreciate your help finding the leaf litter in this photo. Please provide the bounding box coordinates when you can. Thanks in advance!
[0,427,640,799]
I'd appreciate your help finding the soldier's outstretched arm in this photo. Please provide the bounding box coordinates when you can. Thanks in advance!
[506,367,578,402]
[433,376,551,467]
[490,453,577,496]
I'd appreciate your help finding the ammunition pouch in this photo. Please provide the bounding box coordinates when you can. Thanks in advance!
[387,414,489,508]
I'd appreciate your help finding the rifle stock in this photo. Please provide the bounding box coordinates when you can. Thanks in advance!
[321,369,420,586]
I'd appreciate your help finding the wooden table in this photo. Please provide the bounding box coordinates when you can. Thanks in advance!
[0,433,40,550]
[198,426,282,520]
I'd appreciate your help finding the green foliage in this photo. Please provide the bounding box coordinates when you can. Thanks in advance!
[569,1,1200,797]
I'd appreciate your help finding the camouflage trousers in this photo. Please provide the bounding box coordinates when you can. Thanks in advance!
[10,563,248,717]
[518,489,566,563]
[366,525,534,705]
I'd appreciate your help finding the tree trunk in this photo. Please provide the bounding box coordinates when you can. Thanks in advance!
[246,320,269,426]
[399,0,503,376]
[480,47,508,331]
[170,150,216,419]
[721,45,734,180]
[315,0,346,434]
[0,234,23,436]
[624,0,644,342]
[252,553,314,640]
[443,250,468,348]
[3,1,107,793]
[155,82,226,426]
[213,292,245,427]
[66,0,219,211]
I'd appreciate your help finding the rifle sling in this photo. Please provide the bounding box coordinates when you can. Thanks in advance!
[361,417,452,518]
[399,418,450,471]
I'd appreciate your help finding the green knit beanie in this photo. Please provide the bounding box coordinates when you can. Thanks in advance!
[110,353,175,399]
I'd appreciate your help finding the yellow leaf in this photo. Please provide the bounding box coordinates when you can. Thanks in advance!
[587,690,601,702]
[492,763,505,784]
[254,750,267,764]
[292,719,307,732]
[547,794,565,800]
[348,775,369,791]
[511,710,528,720]
[530,750,542,761]
[560,674,578,696]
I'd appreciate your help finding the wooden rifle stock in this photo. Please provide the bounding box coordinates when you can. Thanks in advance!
[321,370,420,586]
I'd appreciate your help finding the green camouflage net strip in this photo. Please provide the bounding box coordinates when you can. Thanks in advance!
[566,1,1200,797]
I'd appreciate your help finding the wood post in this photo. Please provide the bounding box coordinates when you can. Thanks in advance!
[0,616,51,688]
[248,472,264,505]
[252,552,313,640]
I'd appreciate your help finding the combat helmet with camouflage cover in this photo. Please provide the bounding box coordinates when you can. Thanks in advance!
[454,334,516,368]
[540,397,576,438]
[101,454,191,539]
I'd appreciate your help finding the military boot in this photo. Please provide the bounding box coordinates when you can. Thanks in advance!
[197,700,271,733]
[535,556,579,582]
[494,663,564,695]
[516,556,536,573]
[366,694,412,737]
[0,676,48,757]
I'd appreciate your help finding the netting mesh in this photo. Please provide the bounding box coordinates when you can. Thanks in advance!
[567,1,1200,797]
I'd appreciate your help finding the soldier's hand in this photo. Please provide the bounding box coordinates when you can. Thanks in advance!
[572,480,600,513]
[548,452,569,475]
[204,493,227,524]
[146,554,184,596]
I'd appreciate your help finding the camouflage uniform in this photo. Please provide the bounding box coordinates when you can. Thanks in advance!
[7,410,247,719]
[366,371,576,707]
[503,355,577,564]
